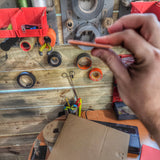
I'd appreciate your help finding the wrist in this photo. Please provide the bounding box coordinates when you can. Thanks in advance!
[140,106,160,145]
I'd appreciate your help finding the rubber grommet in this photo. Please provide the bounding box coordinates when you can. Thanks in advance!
[17,72,36,88]
[48,51,62,67]
[39,28,56,47]
[72,0,104,20]
[89,68,103,81]
[76,53,92,70]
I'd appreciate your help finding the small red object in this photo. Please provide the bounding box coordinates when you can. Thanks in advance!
[131,1,160,21]
[112,86,123,103]
[112,55,134,103]
[140,145,160,160]
[119,54,134,67]
[0,8,19,38]
[75,98,82,108]
[89,68,103,81]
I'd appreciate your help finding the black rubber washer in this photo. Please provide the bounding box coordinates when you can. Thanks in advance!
[48,51,62,67]
[17,72,36,88]
[72,0,104,20]
[76,53,92,70]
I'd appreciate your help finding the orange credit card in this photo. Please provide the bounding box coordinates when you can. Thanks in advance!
[68,40,112,49]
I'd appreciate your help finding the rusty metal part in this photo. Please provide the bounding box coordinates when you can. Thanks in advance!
[66,19,74,31]
[103,17,113,29]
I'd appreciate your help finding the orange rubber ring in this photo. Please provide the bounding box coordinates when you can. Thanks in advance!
[77,57,92,70]
[89,68,103,81]
[39,28,56,47]
[77,53,92,70]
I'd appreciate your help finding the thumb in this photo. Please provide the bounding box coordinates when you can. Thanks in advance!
[91,48,130,83]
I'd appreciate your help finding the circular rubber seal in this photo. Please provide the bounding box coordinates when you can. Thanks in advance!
[75,23,100,50]
[72,0,104,20]
[76,53,92,70]
[48,51,62,67]
[89,68,103,81]
[17,72,36,88]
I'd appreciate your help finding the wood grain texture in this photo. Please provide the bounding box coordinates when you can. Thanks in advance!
[0,45,129,72]
[0,86,112,110]
[0,0,130,159]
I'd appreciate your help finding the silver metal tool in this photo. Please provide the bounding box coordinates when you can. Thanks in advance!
[61,71,78,101]
[31,139,40,160]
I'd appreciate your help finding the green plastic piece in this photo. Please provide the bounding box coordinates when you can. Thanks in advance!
[7,24,13,30]
[18,0,28,8]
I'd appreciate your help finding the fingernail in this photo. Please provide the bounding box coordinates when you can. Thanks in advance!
[107,27,112,34]
[95,37,101,41]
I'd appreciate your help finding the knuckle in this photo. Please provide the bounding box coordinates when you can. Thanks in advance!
[153,49,160,60]
[145,13,158,22]
[122,29,137,43]
[123,29,136,37]
[106,53,116,65]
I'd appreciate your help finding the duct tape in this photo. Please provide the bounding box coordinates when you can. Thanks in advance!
[43,121,64,143]
[17,72,36,88]
[48,51,62,67]
[89,68,103,81]
[72,0,104,20]
[20,37,37,52]
[75,23,100,50]
[76,53,92,70]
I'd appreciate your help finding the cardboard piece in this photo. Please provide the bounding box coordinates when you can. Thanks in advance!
[140,145,160,160]
[48,114,130,160]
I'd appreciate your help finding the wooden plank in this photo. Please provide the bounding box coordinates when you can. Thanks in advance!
[0,46,105,72]
[0,135,37,146]
[0,106,63,124]
[0,120,47,137]
[0,101,111,124]
[0,135,38,160]
[0,45,130,72]
[0,86,112,108]
[57,16,63,44]
[0,144,32,160]
[0,68,113,90]
[114,0,120,10]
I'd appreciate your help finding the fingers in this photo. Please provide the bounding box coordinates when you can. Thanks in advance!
[107,14,160,49]
[108,14,159,34]
[91,48,130,83]
[95,29,154,62]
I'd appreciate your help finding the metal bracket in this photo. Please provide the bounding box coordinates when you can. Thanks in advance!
[60,0,114,49]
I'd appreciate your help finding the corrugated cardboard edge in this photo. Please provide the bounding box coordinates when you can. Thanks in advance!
[48,114,130,160]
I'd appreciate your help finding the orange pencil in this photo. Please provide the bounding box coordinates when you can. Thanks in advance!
[68,40,112,49]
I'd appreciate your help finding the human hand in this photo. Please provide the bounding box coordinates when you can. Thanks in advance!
[91,14,160,145]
